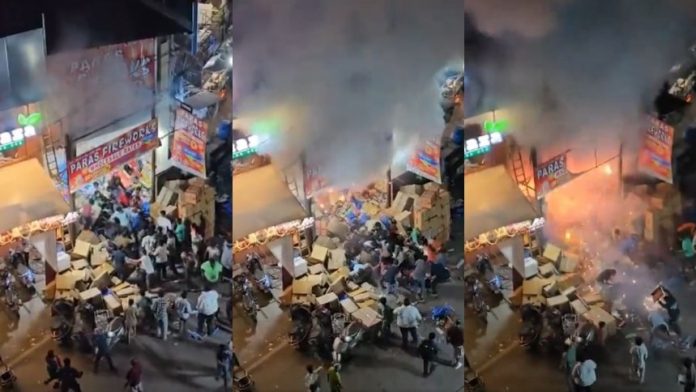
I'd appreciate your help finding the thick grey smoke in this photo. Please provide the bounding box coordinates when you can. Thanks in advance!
[42,32,156,141]
[233,0,464,187]
[465,0,696,151]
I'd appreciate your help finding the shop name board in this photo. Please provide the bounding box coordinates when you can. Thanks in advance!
[483,120,509,134]
[0,112,42,152]
[464,132,503,158]
[233,135,262,159]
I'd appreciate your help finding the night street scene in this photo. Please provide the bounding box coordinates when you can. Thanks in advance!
[0,0,232,391]
[232,1,463,391]
[464,1,696,392]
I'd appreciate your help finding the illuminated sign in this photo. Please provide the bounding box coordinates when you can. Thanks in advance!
[464,132,503,158]
[483,120,509,134]
[0,112,42,152]
[232,135,262,159]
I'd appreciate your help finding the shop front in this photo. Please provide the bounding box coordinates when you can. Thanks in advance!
[67,118,159,227]
[233,158,310,292]
[0,158,78,284]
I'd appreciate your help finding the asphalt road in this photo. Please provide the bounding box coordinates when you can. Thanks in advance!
[10,327,231,391]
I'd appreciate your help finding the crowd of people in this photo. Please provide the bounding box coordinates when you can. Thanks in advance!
[297,218,463,391]
[34,174,235,391]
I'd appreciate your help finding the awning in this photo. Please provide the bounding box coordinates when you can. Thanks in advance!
[465,165,538,240]
[233,164,308,240]
[0,159,70,233]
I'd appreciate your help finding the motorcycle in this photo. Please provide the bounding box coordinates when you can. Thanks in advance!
[241,282,259,323]
[519,304,543,350]
[50,299,76,345]
[471,281,489,323]
[105,316,125,351]
[3,284,21,318]
[289,304,318,351]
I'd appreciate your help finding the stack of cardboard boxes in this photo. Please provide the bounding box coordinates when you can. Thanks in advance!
[512,243,617,338]
[152,178,216,238]
[414,183,451,243]
[388,182,451,243]
[44,239,142,316]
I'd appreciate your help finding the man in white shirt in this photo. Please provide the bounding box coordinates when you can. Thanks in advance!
[197,285,220,336]
[629,336,648,383]
[394,298,422,348]
[572,356,597,391]
[156,211,173,233]
[175,291,195,337]
[155,240,169,281]
[221,241,232,271]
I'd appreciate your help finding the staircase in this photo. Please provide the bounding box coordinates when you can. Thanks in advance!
[510,144,535,200]
[41,126,64,182]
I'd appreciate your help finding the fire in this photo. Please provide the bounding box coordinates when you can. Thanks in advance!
[603,165,612,175]
[565,231,571,241]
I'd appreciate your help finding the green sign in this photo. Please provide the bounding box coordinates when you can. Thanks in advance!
[483,120,509,134]
[465,146,491,158]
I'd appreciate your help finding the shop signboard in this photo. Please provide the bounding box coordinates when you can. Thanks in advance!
[233,135,262,160]
[67,119,159,193]
[464,131,504,158]
[407,140,442,183]
[534,152,571,199]
[637,117,674,184]
[0,112,41,152]
[172,108,208,178]
[47,39,157,88]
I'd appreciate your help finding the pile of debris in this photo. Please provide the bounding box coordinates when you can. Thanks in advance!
[512,243,617,338]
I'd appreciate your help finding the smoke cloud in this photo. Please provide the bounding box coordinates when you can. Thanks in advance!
[233,0,464,187]
[42,30,156,142]
[465,0,696,152]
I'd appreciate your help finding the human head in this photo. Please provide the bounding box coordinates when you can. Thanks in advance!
[158,291,165,297]
[428,332,436,340]
[379,297,387,305]
[685,357,693,369]
[598,321,605,329]
[634,336,643,346]
[160,211,166,217]
[181,290,188,299]
[64,358,71,367]
[47,350,55,358]
[128,298,134,306]
[403,298,411,306]
[203,284,212,292]
[306,364,314,373]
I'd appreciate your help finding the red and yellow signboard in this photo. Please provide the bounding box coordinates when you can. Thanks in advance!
[67,119,159,193]
[638,117,674,184]
[171,108,207,178]
[407,140,442,183]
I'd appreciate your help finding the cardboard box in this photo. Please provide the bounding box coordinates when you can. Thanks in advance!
[316,292,339,306]
[543,244,562,263]
[423,182,441,192]
[328,249,346,271]
[583,306,616,336]
[400,184,423,196]
[538,263,557,277]
[557,273,583,291]
[352,307,382,328]
[340,298,359,314]
[522,277,547,296]
[310,245,329,263]
[415,191,438,209]
[559,254,578,273]
[547,295,569,308]
[394,211,412,228]
[570,299,589,315]
[73,240,92,259]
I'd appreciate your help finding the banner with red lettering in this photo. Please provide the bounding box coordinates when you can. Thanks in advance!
[637,117,674,184]
[68,119,159,193]
[171,108,208,178]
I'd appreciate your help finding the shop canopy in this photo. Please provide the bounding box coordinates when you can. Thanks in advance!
[465,165,538,240]
[0,158,70,233]
[233,164,308,240]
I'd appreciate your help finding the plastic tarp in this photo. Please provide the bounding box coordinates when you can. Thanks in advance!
[0,159,70,233]
[233,164,308,240]
[464,165,537,240]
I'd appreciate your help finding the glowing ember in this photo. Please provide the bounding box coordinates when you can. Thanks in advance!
[565,231,571,241]
[603,165,612,175]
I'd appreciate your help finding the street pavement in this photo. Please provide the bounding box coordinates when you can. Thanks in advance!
[11,330,230,391]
